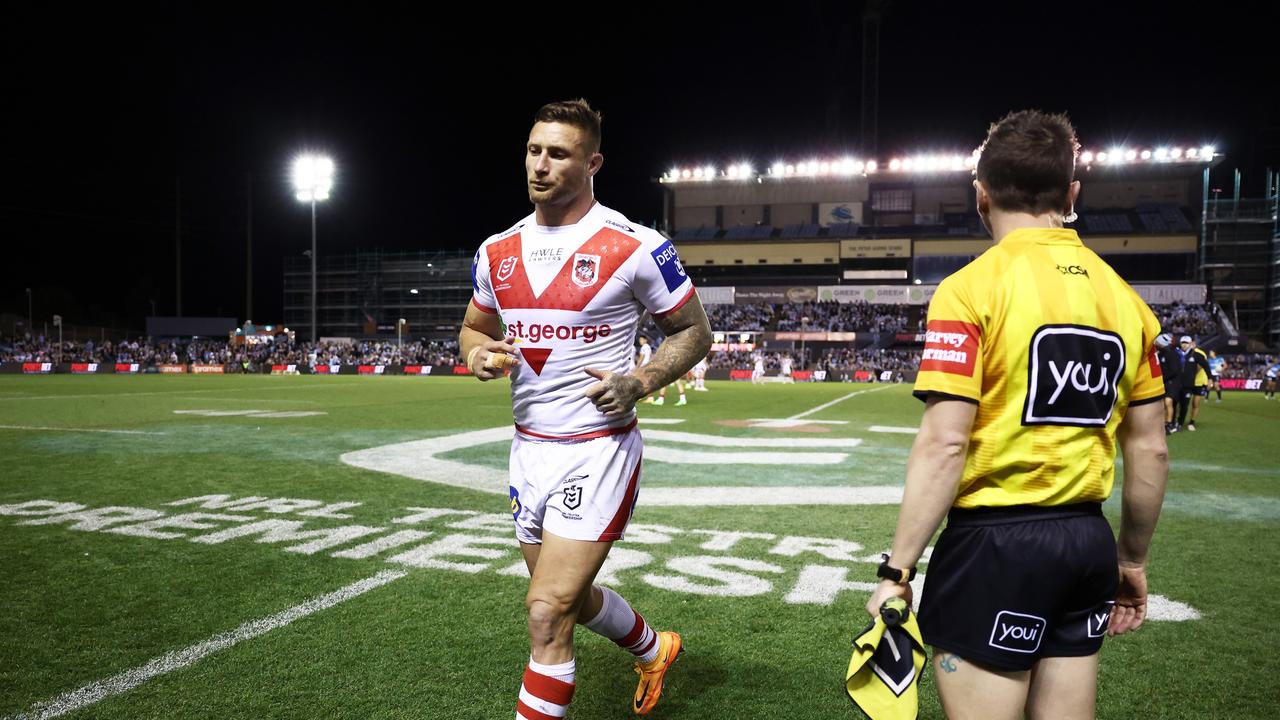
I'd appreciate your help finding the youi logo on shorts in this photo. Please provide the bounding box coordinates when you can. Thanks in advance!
[988,611,1046,654]
[1023,325,1126,427]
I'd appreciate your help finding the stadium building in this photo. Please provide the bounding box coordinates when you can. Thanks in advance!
[283,145,1279,351]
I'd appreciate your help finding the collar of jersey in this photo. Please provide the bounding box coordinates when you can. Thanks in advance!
[533,201,604,234]
[998,227,1082,248]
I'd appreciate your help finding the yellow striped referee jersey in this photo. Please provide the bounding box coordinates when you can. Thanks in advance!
[914,227,1165,508]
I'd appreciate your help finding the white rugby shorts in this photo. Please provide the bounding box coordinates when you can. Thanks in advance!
[509,426,642,544]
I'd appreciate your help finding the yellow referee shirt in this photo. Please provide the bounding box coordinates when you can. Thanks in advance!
[914,228,1165,508]
[1193,348,1209,386]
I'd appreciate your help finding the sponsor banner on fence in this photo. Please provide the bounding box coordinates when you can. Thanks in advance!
[191,364,225,375]
[710,342,756,352]
[22,362,53,374]
[792,371,814,382]
[114,363,141,374]
[271,364,299,375]
[403,365,434,376]
[897,333,925,344]
[1133,284,1205,305]
[774,332,830,341]
[313,364,344,375]
[357,365,385,376]
[818,284,937,305]
[729,370,753,381]
[733,286,819,304]
[1221,378,1262,391]
[70,363,99,374]
[452,365,472,375]
[157,364,187,374]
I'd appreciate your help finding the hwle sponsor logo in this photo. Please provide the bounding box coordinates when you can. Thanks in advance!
[1024,325,1126,427]
[988,610,1046,654]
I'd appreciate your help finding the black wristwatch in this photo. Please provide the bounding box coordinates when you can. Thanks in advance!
[876,553,917,584]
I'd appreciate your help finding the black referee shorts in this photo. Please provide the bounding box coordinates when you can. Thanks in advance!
[918,503,1117,672]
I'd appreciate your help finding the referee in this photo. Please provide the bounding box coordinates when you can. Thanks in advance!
[866,111,1170,719]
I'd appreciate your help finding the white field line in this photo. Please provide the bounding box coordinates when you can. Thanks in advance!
[787,385,895,420]
[0,425,167,436]
[869,425,919,434]
[636,418,686,425]
[4,569,407,720]
[0,383,368,402]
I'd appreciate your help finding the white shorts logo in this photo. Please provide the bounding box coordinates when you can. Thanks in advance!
[1087,602,1114,638]
[989,610,1046,654]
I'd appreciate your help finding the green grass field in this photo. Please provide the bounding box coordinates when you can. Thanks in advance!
[2,375,1278,719]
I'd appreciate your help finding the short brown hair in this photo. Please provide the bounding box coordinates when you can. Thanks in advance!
[533,99,602,154]
[975,110,1079,215]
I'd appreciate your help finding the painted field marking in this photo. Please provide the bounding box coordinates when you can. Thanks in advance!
[637,418,686,425]
[0,425,166,436]
[869,425,918,434]
[4,569,407,720]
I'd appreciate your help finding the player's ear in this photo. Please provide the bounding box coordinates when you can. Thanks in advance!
[587,152,603,178]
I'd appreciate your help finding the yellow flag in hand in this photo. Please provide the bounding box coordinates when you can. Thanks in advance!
[845,597,925,720]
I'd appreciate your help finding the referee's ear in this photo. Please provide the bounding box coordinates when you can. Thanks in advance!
[1065,180,1082,215]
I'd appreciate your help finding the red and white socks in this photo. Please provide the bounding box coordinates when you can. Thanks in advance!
[516,658,576,720]
[582,585,660,664]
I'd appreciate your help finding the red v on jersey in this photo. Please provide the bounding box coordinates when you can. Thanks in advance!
[487,229,641,311]
[520,347,553,375]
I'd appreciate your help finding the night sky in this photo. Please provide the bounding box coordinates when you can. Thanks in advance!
[3,2,1275,332]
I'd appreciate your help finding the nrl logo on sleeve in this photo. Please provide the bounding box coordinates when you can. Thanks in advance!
[1023,325,1126,427]
[496,256,518,282]
[920,320,979,376]
[573,253,600,288]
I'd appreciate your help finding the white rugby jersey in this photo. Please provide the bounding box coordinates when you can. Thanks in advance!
[472,202,695,438]
[638,343,653,365]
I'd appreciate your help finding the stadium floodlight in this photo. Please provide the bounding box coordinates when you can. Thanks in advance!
[727,165,739,179]
[1126,149,1138,162]
[1108,148,1126,163]
[771,162,784,176]
[693,167,704,179]
[819,162,831,175]
[1201,146,1215,160]
[1170,147,1183,159]
[1186,148,1198,158]
[865,160,878,173]
[1096,151,1109,163]
[806,160,819,176]
[853,160,865,173]
[1140,150,1152,160]
[409,288,419,295]
[889,158,901,171]
[1154,148,1169,160]
[668,167,680,181]
[902,158,915,171]
[739,163,754,178]
[681,168,692,179]
[293,153,334,343]
[704,166,716,179]
[1080,150,1094,164]
[785,164,795,176]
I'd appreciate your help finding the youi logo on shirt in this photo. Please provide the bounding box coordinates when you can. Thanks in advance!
[1023,325,1126,427]
[651,240,687,293]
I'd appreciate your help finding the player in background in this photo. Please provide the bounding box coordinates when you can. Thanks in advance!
[691,353,710,391]
[638,336,655,404]
[751,352,766,384]
[1265,358,1279,399]
[1207,350,1225,403]
[1187,339,1210,430]
[779,353,793,379]
[1154,333,1180,433]
[1173,335,1209,430]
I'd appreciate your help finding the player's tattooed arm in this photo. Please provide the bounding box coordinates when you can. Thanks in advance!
[639,295,713,393]
[583,295,712,416]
